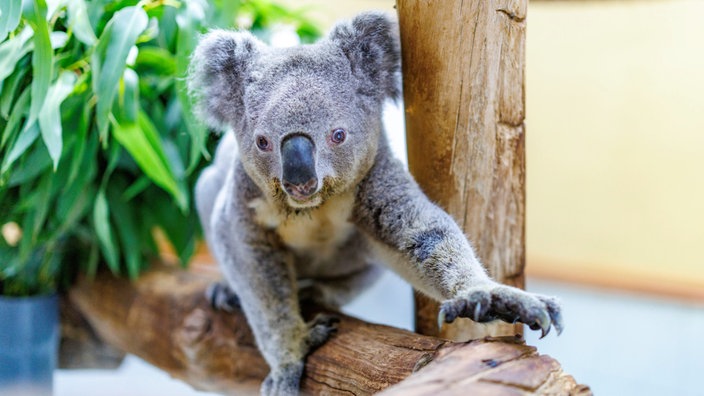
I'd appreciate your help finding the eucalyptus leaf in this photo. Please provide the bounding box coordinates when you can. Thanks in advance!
[30,171,53,243]
[38,71,77,170]
[0,27,33,85]
[0,28,67,88]
[7,138,52,186]
[175,3,208,172]
[67,100,90,185]
[1,85,30,150]
[2,121,39,174]
[0,64,28,119]
[93,189,120,274]
[67,0,96,46]
[92,5,148,141]
[122,175,150,202]
[0,0,23,44]
[24,0,53,135]
[45,0,65,22]
[49,31,68,49]
[107,183,141,279]
[0,0,321,296]
[135,46,175,76]
[110,113,186,210]
[120,67,138,123]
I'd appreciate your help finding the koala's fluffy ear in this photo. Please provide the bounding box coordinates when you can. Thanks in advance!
[329,11,401,102]
[188,30,263,131]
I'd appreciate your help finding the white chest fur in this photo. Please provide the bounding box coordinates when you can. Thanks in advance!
[248,191,356,258]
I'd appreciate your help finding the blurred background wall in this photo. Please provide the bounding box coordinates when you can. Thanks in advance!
[525,0,704,298]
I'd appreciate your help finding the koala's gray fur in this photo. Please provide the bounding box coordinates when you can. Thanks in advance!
[189,11,563,396]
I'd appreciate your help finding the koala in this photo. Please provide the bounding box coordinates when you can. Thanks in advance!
[189,11,563,396]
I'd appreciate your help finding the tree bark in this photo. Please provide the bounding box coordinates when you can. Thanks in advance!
[398,0,527,340]
[67,265,590,395]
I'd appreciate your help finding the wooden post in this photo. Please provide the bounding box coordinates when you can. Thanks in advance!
[398,0,527,340]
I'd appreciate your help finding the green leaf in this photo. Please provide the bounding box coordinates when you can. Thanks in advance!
[53,153,95,237]
[147,188,198,266]
[49,30,68,49]
[93,189,120,274]
[0,64,28,119]
[122,175,150,202]
[52,122,96,237]
[109,113,187,211]
[17,203,35,261]
[67,99,90,185]
[67,0,97,46]
[1,84,29,150]
[30,172,53,243]
[45,0,65,22]
[38,71,77,170]
[7,138,52,186]
[85,241,99,279]
[134,46,175,76]
[0,28,66,89]
[0,0,23,47]
[24,0,52,136]
[120,67,138,123]
[107,183,142,279]
[0,27,32,85]
[175,3,208,172]
[2,121,39,174]
[91,5,148,142]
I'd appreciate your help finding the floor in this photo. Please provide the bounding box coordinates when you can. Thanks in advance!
[55,271,704,396]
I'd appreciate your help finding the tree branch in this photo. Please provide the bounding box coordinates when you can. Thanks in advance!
[67,264,590,395]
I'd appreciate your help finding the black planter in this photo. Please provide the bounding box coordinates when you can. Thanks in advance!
[0,293,59,396]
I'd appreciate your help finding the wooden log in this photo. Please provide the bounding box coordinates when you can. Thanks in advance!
[398,0,528,340]
[68,265,590,395]
[59,294,125,369]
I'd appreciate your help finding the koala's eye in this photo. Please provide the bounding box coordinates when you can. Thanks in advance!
[256,135,271,151]
[331,128,346,144]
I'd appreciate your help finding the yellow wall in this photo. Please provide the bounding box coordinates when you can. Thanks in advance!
[526,0,704,287]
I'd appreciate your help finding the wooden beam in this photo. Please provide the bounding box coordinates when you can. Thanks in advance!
[67,264,590,395]
[398,0,527,340]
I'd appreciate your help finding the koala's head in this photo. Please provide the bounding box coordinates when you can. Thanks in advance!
[189,12,400,210]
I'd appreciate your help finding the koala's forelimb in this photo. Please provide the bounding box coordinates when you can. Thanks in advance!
[354,141,563,337]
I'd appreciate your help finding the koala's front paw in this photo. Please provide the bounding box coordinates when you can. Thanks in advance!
[205,281,240,312]
[305,313,340,351]
[262,362,304,396]
[439,285,564,338]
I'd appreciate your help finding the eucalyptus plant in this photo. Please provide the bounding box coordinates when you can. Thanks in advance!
[0,0,319,296]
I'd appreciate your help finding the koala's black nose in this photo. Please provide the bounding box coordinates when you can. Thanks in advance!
[281,134,318,198]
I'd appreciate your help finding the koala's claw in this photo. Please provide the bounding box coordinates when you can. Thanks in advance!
[541,296,564,336]
[438,308,447,331]
[205,281,241,312]
[305,313,340,351]
[438,286,564,338]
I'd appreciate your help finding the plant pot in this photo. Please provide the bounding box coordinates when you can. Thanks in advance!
[0,293,59,396]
